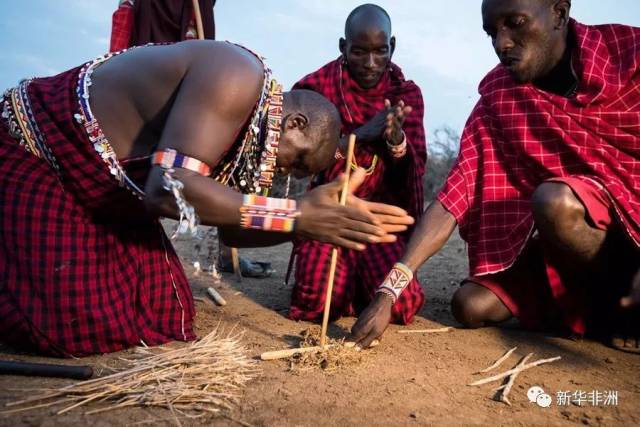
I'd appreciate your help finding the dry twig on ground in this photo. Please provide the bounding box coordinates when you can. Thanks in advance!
[398,327,453,334]
[474,346,518,374]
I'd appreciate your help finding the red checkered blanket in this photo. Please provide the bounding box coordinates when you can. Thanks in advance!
[0,67,195,357]
[438,20,640,276]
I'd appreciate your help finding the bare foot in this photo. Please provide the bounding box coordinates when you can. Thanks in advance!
[611,336,639,353]
[611,269,640,353]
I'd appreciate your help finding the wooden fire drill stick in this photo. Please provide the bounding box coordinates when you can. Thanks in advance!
[319,134,357,348]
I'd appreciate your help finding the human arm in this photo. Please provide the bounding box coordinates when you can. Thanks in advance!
[218,168,416,250]
[349,201,457,346]
[142,44,414,249]
[337,99,412,153]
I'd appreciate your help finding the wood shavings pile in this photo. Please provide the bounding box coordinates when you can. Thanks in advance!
[288,327,365,372]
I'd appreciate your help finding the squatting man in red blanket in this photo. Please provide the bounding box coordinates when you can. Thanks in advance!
[351,0,640,353]
[0,41,414,356]
[288,4,428,326]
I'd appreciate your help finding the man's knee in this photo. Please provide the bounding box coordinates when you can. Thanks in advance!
[531,182,585,234]
[451,282,511,328]
[451,283,494,328]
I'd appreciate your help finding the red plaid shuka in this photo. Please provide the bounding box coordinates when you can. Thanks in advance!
[0,67,195,357]
[438,20,640,333]
[289,59,427,324]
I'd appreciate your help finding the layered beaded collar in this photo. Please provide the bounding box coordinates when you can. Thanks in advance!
[211,64,283,196]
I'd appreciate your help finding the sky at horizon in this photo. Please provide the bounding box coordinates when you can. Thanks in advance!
[1,1,639,138]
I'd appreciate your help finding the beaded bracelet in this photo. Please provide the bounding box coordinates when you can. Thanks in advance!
[375,262,413,304]
[239,194,300,233]
[386,131,408,159]
[152,148,212,176]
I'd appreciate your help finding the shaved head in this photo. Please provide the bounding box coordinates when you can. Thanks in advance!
[284,89,340,143]
[340,4,395,89]
[345,4,392,39]
[278,90,341,177]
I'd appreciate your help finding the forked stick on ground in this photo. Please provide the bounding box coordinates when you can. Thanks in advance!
[493,353,534,405]
[469,356,562,387]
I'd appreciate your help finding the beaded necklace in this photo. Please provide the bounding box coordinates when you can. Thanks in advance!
[75,48,146,200]
[2,81,61,174]
[211,77,283,196]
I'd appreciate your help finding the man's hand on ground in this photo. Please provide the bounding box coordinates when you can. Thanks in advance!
[349,293,394,348]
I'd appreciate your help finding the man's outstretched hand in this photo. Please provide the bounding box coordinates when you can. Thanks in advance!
[349,293,393,348]
[346,166,414,234]
[296,168,414,251]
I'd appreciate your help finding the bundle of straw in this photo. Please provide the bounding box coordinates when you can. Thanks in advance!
[3,328,259,421]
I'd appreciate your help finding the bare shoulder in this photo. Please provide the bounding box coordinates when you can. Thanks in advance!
[92,41,264,107]
[180,41,265,115]
[90,41,264,139]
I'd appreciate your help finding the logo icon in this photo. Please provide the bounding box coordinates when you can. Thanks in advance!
[528,386,552,408]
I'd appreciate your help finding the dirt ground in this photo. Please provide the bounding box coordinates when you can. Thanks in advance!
[1,226,639,426]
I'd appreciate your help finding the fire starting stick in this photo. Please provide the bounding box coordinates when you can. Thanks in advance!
[319,134,356,348]
[259,135,364,362]
[494,353,533,405]
[260,339,379,361]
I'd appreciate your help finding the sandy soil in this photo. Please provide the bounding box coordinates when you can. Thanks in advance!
[1,226,639,426]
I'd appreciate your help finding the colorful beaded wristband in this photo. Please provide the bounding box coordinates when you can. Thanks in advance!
[376,262,413,303]
[152,148,212,176]
[239,194,300,233]
[386,131,408,159]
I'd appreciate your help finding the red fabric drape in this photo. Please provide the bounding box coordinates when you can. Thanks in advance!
[438,20,640,276]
